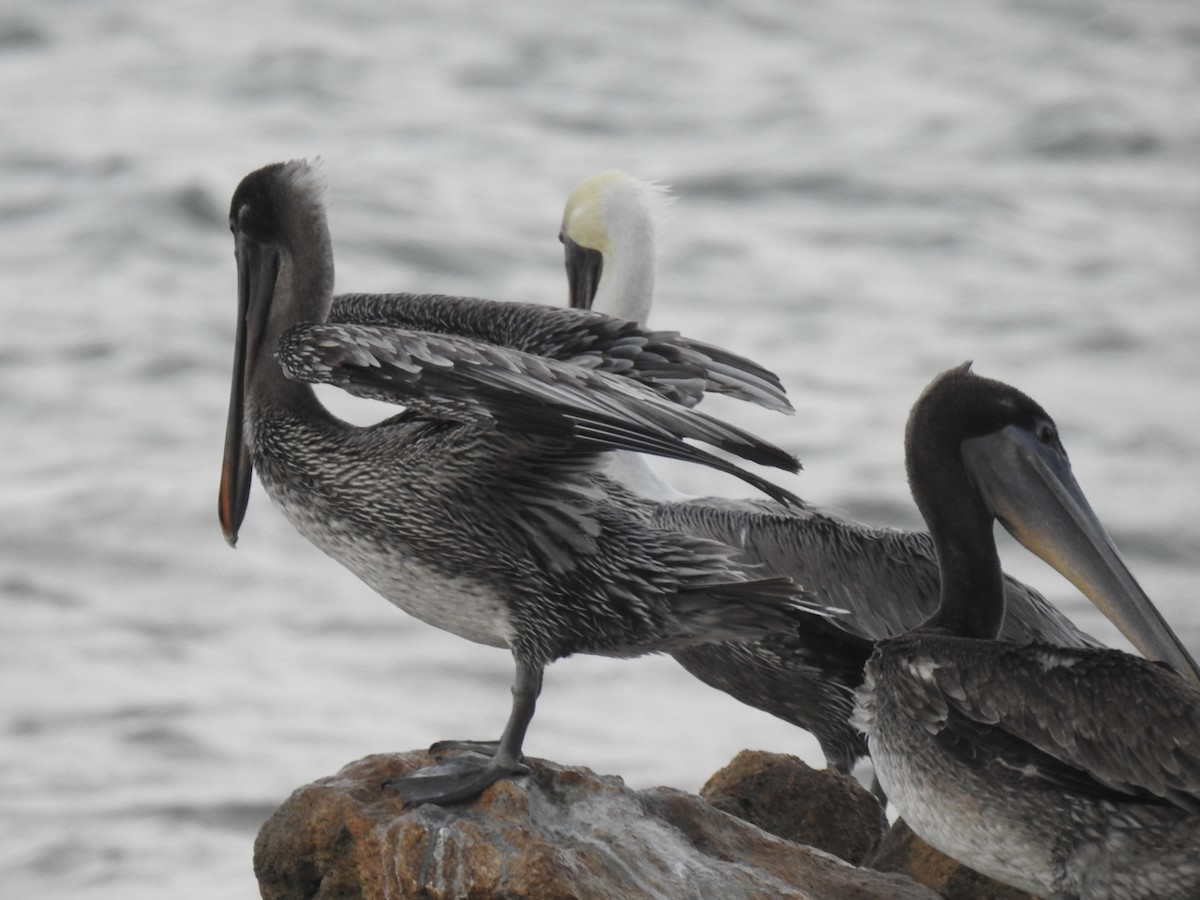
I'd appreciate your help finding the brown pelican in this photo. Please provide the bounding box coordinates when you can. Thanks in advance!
[219,160,838,805]
[558,169,1195,782]
[853,364,1200,899]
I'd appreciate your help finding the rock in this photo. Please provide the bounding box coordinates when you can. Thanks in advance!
[700,749,887,865]
[870,819,1039,900]
[255,751,942,900]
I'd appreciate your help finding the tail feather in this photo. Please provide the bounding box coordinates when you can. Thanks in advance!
[666,576,847,647]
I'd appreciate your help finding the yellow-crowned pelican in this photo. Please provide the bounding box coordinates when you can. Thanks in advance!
[853,364,1200,898]
[219,160,836,805]
[559,170,1197,785]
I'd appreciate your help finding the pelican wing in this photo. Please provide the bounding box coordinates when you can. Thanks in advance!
[664,335,792,413]
[924,640,1200,812]
[277,322,802,506]
[329,293,792,413]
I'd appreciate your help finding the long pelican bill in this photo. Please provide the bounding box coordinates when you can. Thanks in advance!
[219,233,279,547]
[562,234,603,311]
[963,424,1200,687]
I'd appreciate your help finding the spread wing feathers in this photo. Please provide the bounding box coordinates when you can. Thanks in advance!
[328,292,792,413]
[277,322,803,506]
[906,640,1200,812]
[666,336,793,413]
[650,498,1097,648]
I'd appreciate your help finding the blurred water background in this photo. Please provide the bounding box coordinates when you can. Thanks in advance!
[2,0,1198,896]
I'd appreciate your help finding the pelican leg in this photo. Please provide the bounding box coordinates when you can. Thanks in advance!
[385,661,543,805]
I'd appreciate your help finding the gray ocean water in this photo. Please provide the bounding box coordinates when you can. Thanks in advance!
[2,0,1198,896]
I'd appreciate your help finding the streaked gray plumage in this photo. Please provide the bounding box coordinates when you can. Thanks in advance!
[853,364,1200,898]
[327,291,793,415]
[219,160,833,805]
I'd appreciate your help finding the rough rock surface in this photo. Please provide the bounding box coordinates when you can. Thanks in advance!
[700,749,887,865]
[254,751,941,900]
[870,819,1039,900]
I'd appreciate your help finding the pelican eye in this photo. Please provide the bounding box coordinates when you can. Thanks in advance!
[232,201,271,241]
[1036,423,1057,445]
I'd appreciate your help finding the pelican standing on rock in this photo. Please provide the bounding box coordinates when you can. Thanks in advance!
[219,160,836,805]
[853,364,1200,899]
[558,170,1196,782]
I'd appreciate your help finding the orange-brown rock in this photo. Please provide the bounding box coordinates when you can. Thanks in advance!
[254,751,942,900]
[700,749,887,865]
[870,818,1039,900]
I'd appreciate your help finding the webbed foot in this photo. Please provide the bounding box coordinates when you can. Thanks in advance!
[384,753,530,805]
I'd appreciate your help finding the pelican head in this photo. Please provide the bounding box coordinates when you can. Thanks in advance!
[219,160,333,547]
[908,362,1200,686]
[559,170,671,322]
